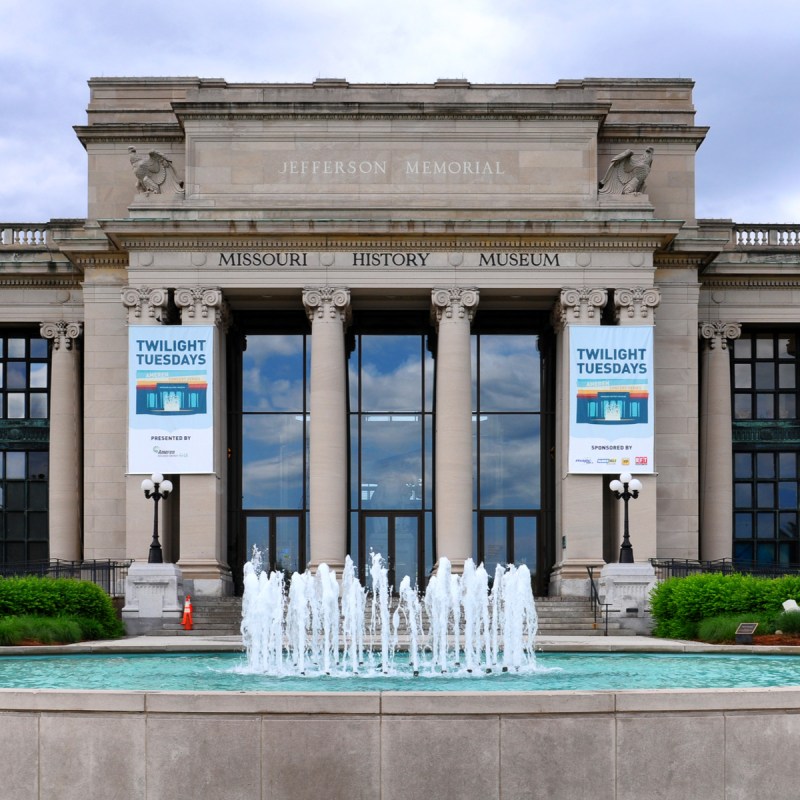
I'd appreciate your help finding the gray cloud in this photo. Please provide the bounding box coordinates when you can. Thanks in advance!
[1,0,798,222]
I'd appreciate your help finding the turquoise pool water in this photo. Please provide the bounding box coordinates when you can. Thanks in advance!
[0,651,798,692]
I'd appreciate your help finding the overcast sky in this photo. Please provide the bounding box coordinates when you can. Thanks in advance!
[2,0,798,224]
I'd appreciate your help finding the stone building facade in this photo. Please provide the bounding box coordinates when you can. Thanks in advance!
[1,77,798,597]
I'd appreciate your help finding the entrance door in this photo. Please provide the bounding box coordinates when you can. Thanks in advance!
[360,511,423,591]
[478,512,541,593]
[243,512,305,576]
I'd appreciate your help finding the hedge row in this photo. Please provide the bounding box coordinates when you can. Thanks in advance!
[650,572,800,639]
[0,576,124,639]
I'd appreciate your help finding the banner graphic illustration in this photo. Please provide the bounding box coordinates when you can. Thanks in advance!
[128,326,214,474]
[568,325,654,474]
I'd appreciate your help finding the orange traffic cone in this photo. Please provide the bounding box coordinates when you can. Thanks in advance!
[182,595,193,631]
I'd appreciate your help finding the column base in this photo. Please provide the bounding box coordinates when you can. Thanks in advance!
[308,559,345,575]
[549,559,606,598]
[177,558,234,597]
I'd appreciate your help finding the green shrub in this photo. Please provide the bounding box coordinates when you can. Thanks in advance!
[650,573,800,639]
[774,610,800,635]
[696,613,776,644]
[0,577,124,639]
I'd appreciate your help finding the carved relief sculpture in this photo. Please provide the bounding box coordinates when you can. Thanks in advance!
[599,147,654,195]
[128,147,184,195]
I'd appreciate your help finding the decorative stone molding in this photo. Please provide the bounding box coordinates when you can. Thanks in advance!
[555,287,608,325]
[699,321,742,350]
[121,286,169,322]
[430,287,480,325]
[40,321,82,350]
[614,287,661,321]
[302,287,351,324]
[174,287,229,328]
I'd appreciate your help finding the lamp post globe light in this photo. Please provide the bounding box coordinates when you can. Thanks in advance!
[609,472,642,564]
[141,473,173,564]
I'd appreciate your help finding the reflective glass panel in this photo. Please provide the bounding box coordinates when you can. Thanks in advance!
[755,363,775,390]
[245,517,269,560]
[733,337,752,359]
[778,394,796,419]
[478,336,540,411]
[757,512,775,538]
[757,483,775,508]
[242,335,304,412]
[734,453,752,479]
[479,415,540,509]
[30,340,47,359]
[242,415,304,508]
[779,453,797,479]
[361,417,421,509]
[394,515,419,588]
[29,394,47,419]
[778,482,798,509]
[756,453,775,478]
[7,340,24,358]
[734,513,753,538]
[779,364,795,388]
[6,394,24,419]
[756,338,774,358]
[6,453,25,479]
[734,364,751,388]
[757,542,776,563]
[514,516,537,569]
[275,517,300,573]
[734,483,752,508]
[364,516,389,589]
[6,363,26,389]
[779,513,798,539]
[733,395,751,419]
[29,363,47,389]
[756,394,773,419]
[483,516,508,570]
[779,336,796,360]
[360,336,421,412]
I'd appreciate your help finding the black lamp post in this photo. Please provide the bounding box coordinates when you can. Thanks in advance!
[141,472,173,564]
[609,472,642,564]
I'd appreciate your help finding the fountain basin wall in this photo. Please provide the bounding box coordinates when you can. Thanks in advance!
[2,687,800,799]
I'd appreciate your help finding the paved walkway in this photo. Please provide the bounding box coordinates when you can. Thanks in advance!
[2,633,799,656]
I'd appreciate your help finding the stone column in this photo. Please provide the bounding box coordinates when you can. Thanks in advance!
[550,287,607,596]
[699,321,741,561]
[431,287,479,573]
[122,287,170,562]
[174,287,232,595]
[303,287,351,573]
[613,287,661,561]
[40,321,83,562]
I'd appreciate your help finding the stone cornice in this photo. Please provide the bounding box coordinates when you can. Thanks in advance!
[69,253,128,271]
[700,277,800,288]
[74,124,184,147]
[599,124,709,147]
[0,276,82,288]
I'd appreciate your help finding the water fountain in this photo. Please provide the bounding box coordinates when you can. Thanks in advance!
[240,550,538,677]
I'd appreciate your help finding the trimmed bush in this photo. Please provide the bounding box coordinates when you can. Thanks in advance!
[0,577,124,640]
[650,573,800,639]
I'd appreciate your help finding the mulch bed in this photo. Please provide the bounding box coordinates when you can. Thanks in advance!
[751,634,800,647]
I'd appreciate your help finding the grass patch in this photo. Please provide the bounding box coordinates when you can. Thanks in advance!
[0,616,88,646]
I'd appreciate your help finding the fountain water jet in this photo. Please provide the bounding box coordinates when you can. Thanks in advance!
[240,550,538,677]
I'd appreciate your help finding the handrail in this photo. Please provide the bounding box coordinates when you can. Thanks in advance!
[586,566,610,635]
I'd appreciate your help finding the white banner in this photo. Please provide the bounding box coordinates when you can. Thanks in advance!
[568,326,655,474]
[128,326,214,474]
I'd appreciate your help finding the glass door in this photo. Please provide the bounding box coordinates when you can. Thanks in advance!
[244,512,305,576]
[360,511,423,591]
[477,512,540,592]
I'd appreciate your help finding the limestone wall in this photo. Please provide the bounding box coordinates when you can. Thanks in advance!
[1,686,798,798]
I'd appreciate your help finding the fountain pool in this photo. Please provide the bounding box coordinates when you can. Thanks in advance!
[0,650,799,692]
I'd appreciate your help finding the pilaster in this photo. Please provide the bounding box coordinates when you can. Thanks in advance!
[173,286,232,595]
[40,321,83,561]
[699,321,741,561]
[550,287,607,596]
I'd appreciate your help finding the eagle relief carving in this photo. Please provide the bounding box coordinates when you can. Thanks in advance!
[598,147,654,195]
[128,147,185,196]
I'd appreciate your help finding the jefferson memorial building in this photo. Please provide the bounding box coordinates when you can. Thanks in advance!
[2,76,798,598]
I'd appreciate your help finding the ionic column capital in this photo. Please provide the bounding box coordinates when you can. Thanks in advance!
[40,321,83,351]
[553,287,607,327]
[174,286,230,330]
[614,287,661,322]
[431,287,479,326]
[699,321,742,350]
[302,287,351,324]
[121,286,169,323]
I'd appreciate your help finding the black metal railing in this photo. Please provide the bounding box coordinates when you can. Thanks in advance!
[651,558,800,582]
[586,566,612,635]
[0,559,131,597]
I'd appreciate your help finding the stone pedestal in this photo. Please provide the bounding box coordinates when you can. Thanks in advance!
[598,562,657,634]
[121,562,184,635]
